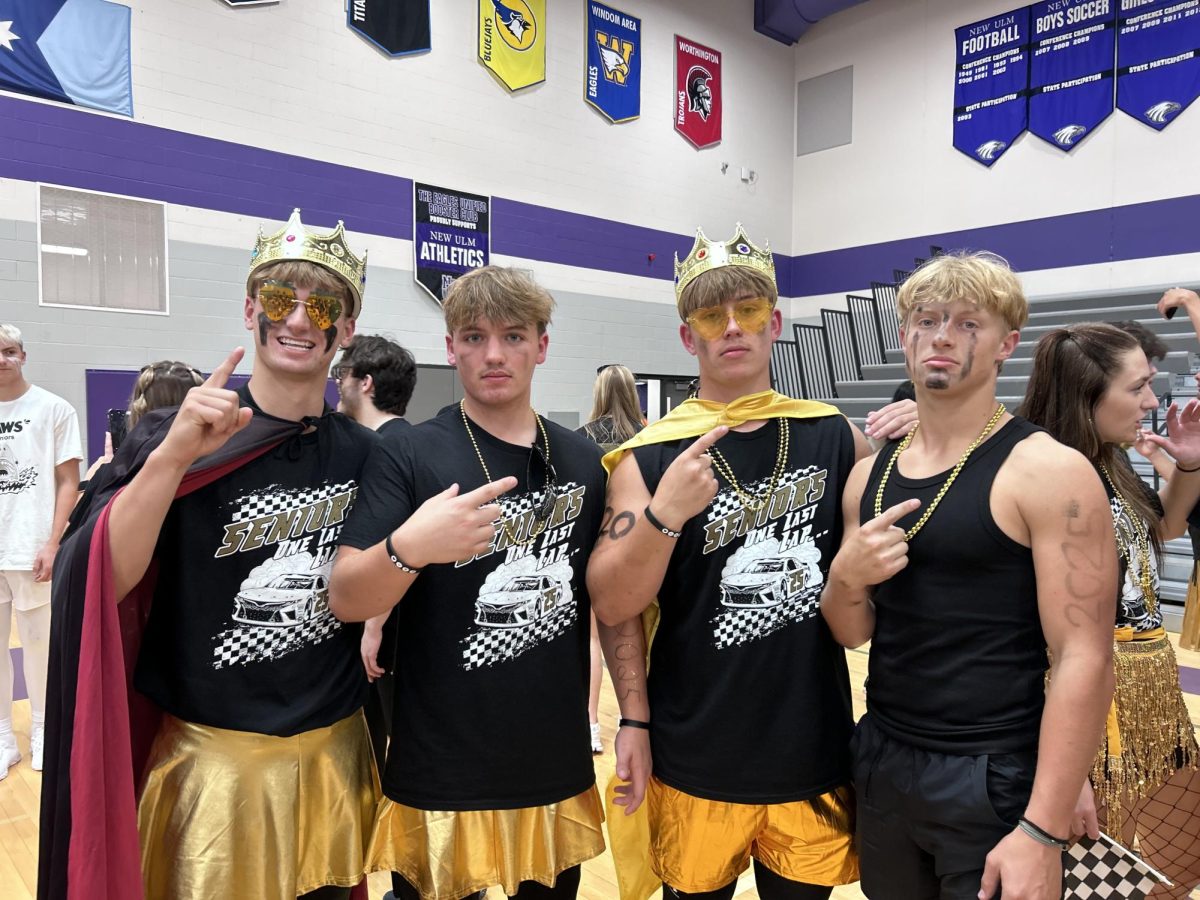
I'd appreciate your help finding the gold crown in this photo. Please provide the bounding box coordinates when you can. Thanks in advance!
[247,208,368,318]
[674,224,776,306]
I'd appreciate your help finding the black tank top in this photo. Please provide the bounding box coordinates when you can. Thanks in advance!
[633,415,856,803]
[861,416,1046,754]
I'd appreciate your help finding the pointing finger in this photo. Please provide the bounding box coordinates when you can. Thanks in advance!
[687,426,728,457]
[873,498,920,528]
[462,476,518,506]
[205,346,245,389]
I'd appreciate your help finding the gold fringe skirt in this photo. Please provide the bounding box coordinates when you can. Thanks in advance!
[1091,632,1199,828]
[366,786,606,900]
[137,712,379,900]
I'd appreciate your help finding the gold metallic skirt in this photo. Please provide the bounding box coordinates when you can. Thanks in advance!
[1092,630,1199,827]
[367,786,606,900]
[137,711,379,900]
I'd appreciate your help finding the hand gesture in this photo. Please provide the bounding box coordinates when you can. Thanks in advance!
[649,426,728,530]
[156,347,253,468]
[360,617,385,683]
[1157,287,1199,319]
[978,827,1063,899]
[865,399,918,442]
[393,477,518,568]
[831,499,920,590]
[1132,428,1164,464]
[1141,399,1200,470]
[612,724,651,815]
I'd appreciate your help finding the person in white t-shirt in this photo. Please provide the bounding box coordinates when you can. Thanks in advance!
[0,324,82,778]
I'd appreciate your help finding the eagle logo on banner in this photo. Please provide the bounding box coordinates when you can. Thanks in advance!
[597,37,632,83]
[675,34,722,148]
[479,0,544,90]
[585,2,640,122]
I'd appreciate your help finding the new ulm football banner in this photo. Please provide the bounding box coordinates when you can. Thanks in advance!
[479,0,545,91]
[953,7,1031,166]
[1029,0,1117,150]
[414,183,490,306]
[347,0,431,56]
[1117,0,1200,130]
[675,35,721,148]
[585,2,640,123]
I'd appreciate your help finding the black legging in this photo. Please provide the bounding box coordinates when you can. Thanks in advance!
[664,860,833,900]
[391,865,582,900]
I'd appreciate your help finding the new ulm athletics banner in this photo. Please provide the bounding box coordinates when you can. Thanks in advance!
[1117,0,1200,130]
[953,7,1031,166]
[585,2,640,123]
[413,183,490,306]
[479,0,545,91]
[675,35,721,148]
[1029,0,1117,150]
[347,0,431,56]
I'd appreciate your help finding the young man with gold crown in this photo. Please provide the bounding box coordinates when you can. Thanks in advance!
[821,251,1118,899]
[331,266,617,900]
[586,226,880,900]
[39,209,379,900]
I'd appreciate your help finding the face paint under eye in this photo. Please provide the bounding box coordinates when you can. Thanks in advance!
[257,311,271,347]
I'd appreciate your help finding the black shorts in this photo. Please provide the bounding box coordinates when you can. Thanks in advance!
[851,714,1037,900]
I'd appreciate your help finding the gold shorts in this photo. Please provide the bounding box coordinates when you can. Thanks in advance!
[137,711,379,900]
[647,777,859,892]
[367,786,606,900]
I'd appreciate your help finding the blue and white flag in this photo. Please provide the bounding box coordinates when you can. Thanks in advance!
[0,0,131,117]
[1117,0,1200,130]
[953,7,1031,167]
[585,1,640,123]
[1029,0,1116,150]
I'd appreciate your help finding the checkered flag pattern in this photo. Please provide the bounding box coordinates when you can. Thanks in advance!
[461,603,575,671]
[493,481,579,544]
[712,590,821,649]
[232,481,355,521]
[1063,835,1166,899]
[213,610,343,669]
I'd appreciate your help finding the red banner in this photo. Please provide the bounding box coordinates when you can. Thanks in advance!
[674,34,721,148]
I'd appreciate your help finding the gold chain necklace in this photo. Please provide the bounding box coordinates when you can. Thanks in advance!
[1098,462,1158,617]
[873,404,1006,542]
[460,402,550,548]
[708,418,790,513]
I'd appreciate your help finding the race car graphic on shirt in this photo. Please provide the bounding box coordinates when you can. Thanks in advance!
[233,571,329,627]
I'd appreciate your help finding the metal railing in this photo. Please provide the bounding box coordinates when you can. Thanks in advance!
[770,339,804,399]
[821,309,863,384]
[846,294,886,367]
[870,281,902,353]
[794,323,838,399]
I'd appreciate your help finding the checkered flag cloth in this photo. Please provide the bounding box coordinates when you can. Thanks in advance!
[1063,834,1171,899]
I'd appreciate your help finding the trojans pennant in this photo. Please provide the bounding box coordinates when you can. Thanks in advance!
[675,34,721,148]
[479,0,545,92]
[585,2,640,123]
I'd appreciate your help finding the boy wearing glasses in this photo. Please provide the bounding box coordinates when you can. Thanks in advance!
[331,266,616,900]
[40,209,379,900]
[586,226,873,900]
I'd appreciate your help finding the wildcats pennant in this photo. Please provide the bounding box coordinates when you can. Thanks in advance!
[348,0,430,56]
[479,0,545,92]
[585,2,640,123]
[675,35,721,148]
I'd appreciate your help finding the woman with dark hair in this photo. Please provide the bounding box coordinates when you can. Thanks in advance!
[1021,322,1200,894]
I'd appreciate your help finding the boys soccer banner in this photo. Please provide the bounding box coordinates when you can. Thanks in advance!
[347,0,431,56]
[1029,0,1117,150]
[413,183,490,306]
[479,0,545,91]
[675,35,721,148]
[953,7,1031,166]
[585,2,640,123]
[1117,0,1200,130]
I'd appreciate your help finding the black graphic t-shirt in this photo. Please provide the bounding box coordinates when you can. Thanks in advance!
[375,416,411,671]
[340,406,606,810]
[134,387,379,737]
[632,415,856,803]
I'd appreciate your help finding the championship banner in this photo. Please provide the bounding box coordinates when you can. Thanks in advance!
[585,2,640,123]
[953,7,1031,166]
[1117,0,1200,130]
[675,35,721,148]
[348,0,431,56]
[1029,0,1116,150]
[413,183,490,306]
[479,0,545,91]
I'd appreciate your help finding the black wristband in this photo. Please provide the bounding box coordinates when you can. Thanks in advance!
[1017,816,1070,851]
[384,533,422,575]
[1178,460,1200,473]
[618,717,651,730]
[643,505,681,539]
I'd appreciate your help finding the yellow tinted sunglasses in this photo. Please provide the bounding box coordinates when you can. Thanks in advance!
[686,297,774,341]
[258,280,343,331]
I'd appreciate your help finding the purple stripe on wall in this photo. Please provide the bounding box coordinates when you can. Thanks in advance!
[1178,663,1200,695]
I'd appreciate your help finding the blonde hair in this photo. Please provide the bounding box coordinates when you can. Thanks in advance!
[588,365,642,444]
[678,267,777,320]
[896,251,1028,332]
[246,260,351,309]
[0,324,22,348]
[443,266,555,335]
[130,360,204,427]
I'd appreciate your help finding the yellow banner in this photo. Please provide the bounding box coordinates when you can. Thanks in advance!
[479,0,546,91]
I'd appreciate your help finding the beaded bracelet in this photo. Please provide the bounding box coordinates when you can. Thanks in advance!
[384,533,423,575]
[643,505,682,539]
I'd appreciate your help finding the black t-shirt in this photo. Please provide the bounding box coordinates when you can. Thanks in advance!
[375,416,411,671]
[339,406,606,810]
[134,387,379,737]
[632,415,856,804]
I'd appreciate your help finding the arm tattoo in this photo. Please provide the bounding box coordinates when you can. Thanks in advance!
[599,506,636,542]
[1059,503,1110,626]
[612,617,645,703]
